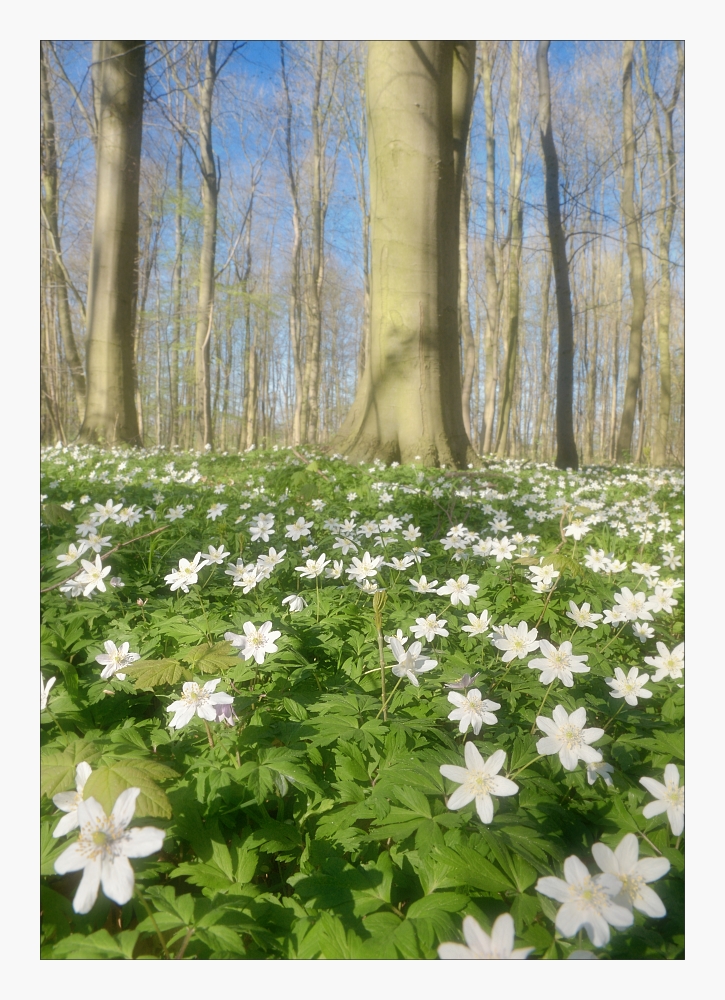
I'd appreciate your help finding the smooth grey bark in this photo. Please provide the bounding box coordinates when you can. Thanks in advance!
[78,40,144,446]
[480,41,499,455]
[496,41,523,457]
[616,41,646,463]
[459,164,476,444]
[169,132,184,447]
[193,41,219,451]
[280,42,305,446]
[536,40,578,470]
[333,41,476,467]
[640,41,683,467]
[40,42,87,422]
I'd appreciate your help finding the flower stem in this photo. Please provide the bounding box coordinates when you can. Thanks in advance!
[316,577,320,624]
[203,720,215,749]
[136,886,170,959]
[377,675,403,719]
[600,622,627,654]
[377,629,387,721]
[530,683,554,733]
[602,701,625,733]
[174,926,195,960]
[508,754,545,780]
[638,831,663,856]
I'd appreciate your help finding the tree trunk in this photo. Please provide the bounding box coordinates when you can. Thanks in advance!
[641,41,683,467]
[536,40,578,470]
[301,42,326,444]
[40,43,87,423]
[616,41,646,462]
[193,41,218,451]
[280,43,305,447]
[533,259,552,460]
[169,133,184,447]
[496,41,523,457]
[459,162,476,444]
[333,41,476,467]
[480,41,499,455]
[78,40,144,446]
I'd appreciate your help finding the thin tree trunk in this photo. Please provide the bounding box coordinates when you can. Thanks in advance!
[496,41,523,457]
[533,259,552,460]
[169,132,184,447]
[40,42,87,422]
[616,41,646,462]
[641,41,683,467]
[459,163,476,444]
[193,41,219,451]
[481,41,499,455]
[301,41,326,444]
[78,40,144,446]
[537,40,578,470]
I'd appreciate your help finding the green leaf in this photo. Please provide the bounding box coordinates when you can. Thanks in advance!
[83,759,175,818]
[40,821,68,876]
[52,929,139,959]
[124,658,192,690]
[43,503,75,526]
[405,892,468,919]
[177,640,239,673]
[41,740,103,801]
[435,845,515,893]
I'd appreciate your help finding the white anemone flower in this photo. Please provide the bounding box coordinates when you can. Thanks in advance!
[410,614,449,642]
[76,555,112,597]
[565,601,603,629]
[54,787,165,914]
[528,640,589,688]
[591,833,671,917]
[282,594,308,613]
[388,636,437,687]
[461,610,493,636]
[447,689,500,735]
[644,642,684,682]
[536,705,604,771]
[52,762,93,837]
[439,744,518,824]
[438,913,533,960]
[491,621,540,661]
[536,855,633,947]
[167,679,234,729]
[95,640,140,681]
[605,666,652,706]
[640,763,684,835]
[165,552,208,593]
[437,574,479,606]
[41,673,56,710]
[225,621,281,665]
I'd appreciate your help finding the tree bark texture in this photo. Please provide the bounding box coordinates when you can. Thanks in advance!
[78,40,144,445]
[641,41,683,467]
[616,40,646,463]
[193,41,219,451]
[40,43,87,423]
[480,41,499,455]
[333,41,476,467]
[496,41,523,457]
[537,40,579,470]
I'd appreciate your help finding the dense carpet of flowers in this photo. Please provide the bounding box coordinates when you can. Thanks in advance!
[40,444,684,959]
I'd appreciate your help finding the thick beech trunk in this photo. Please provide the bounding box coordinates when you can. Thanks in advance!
[333,41,476,467]
[78,40,144,445]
